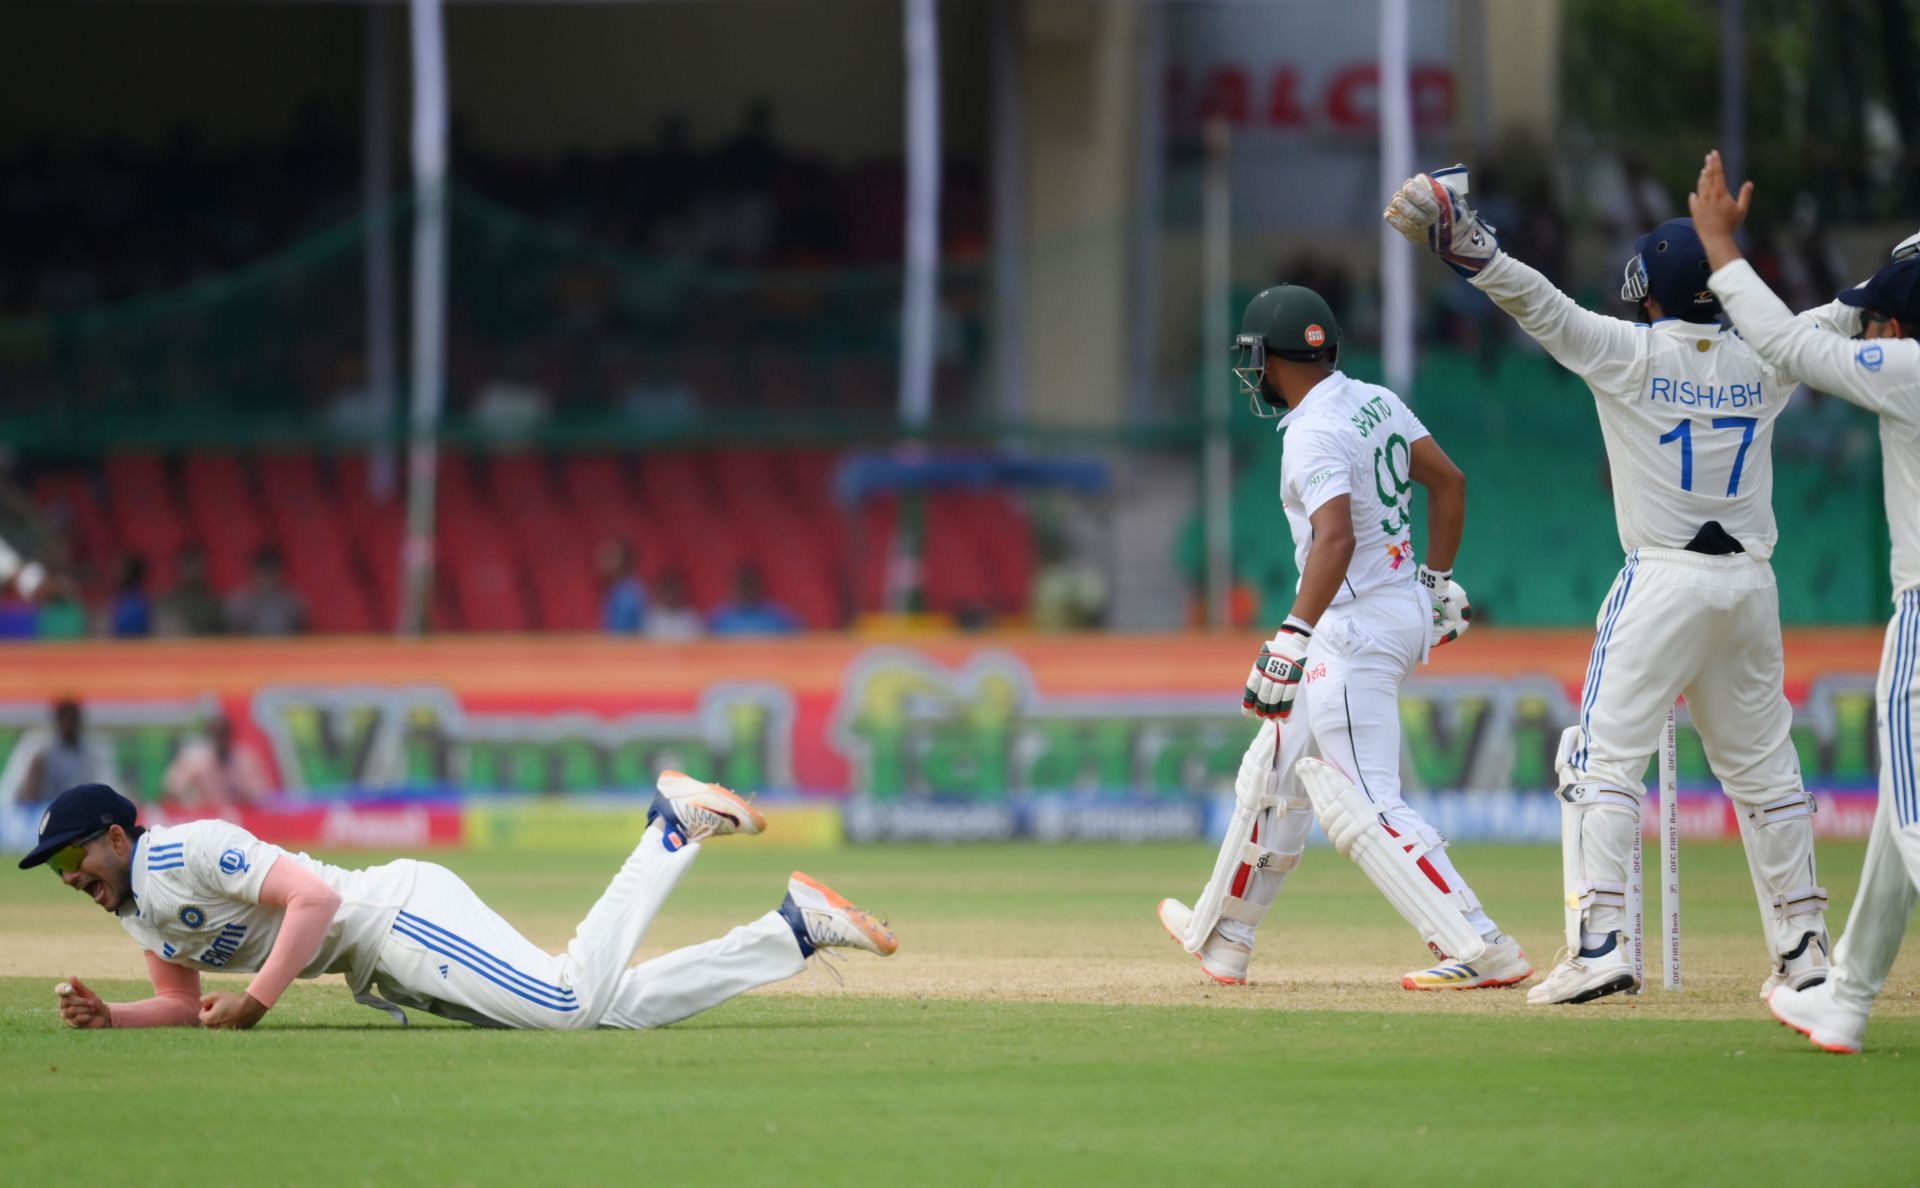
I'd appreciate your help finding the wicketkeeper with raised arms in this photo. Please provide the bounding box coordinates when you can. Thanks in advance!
[1158,282,1531,991]
[1385,165,1846,1005]
[27,776,895,1031]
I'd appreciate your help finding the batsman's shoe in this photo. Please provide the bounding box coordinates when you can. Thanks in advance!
[1759,930,1832,1000]
[650,771,767,845]
[782,872,897,956]
[1525,935,1640,1005]
[1403,934,1532,991]
[1157,898,1252,985]
[1768,982,1866,1054]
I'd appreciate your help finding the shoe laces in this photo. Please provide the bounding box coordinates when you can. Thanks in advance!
[805,905,890,951]
[804,947,847,988]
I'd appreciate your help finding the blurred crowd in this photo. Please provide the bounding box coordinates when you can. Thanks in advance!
[10,697,268,819]
[0,101,989,429]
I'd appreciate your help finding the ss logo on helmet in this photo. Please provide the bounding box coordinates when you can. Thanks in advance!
[1304,324,1325,347]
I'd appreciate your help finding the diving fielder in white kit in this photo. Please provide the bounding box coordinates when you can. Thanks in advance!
[1157,282,1532,992]
[27,777,895,1031]
[1693,149,1920,1052]
[1385,168,1846,1005]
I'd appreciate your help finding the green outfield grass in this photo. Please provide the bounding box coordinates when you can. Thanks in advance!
[5,841,1920,1185]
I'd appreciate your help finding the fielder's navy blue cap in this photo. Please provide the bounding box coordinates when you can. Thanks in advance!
[17,783,137,870]
[1839,258,1920,324]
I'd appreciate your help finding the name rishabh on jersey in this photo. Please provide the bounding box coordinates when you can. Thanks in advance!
[1277,371,1430,605]
[1470,251,1861,560]
[118,820,417,994]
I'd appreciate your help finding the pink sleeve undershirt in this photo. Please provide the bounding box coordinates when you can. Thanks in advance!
[107,856,341,1027]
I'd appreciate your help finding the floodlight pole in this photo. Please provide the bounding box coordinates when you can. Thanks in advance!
[900,0,941,435]
[364,4,399,502]
[398,0,448,636]
[1379,0,1415,398]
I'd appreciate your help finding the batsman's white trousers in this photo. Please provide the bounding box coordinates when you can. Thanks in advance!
[1568,548,1800,804]
[364,823,806,1030]
[1828,589,1920,1011]
[1300,582,1484,913]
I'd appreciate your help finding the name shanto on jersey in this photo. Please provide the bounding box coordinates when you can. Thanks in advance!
[1277,371,1430,606]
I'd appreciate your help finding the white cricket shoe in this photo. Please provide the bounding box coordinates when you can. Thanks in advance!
[783,872,898,956]
[1758,930,1831,1000]
[1403,934,1532,991]
[1156,898,1252,985]
[1525,935,1641,1005]
[1768,982,1866,1054]
[652,770,767,842]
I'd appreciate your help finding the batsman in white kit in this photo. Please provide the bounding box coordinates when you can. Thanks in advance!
[25,778,896,1031]
[1157,282,1532,991]
[1385,166,1845,1004]
[1693,149,1920,1052]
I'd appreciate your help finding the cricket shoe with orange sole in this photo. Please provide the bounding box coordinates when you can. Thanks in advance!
[782,872,898,957]
[650,771,767,850]
[1768,981,1867,1054]
[1403,934,1532,990]
[1156,899,1252,985]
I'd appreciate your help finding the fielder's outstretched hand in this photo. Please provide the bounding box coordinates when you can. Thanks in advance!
[199,990,269,1031]
[1243,618,1311,720]
[1688,150,1751,268]
[56,976,110,1029]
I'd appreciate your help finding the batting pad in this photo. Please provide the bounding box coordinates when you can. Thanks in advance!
[1296,757,1487,964]
[1183,721,1309,951]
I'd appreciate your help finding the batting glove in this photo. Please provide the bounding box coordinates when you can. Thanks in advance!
[1418,564,1472,648]
[1242,617,1312,720]
[1384,168,1499,277]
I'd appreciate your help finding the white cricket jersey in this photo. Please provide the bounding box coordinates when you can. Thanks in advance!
[1278,371,1429,606]
[1471,252,1861,560]
[1711,258,1920,596]
[117,821,417,992]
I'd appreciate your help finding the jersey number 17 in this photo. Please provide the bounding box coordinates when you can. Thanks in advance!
[1657,416,1757,496]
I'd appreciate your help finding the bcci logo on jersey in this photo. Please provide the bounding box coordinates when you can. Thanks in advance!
[178,906,206,928]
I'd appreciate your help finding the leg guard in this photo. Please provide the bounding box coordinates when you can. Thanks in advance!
[1182,722,1314,951]
[1297,757,1487,963]
[1556,726,1641,954]
[1734,789,1830,965]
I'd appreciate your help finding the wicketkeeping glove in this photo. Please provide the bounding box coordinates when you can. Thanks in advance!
[1384,167,1499,278]
[1242,617,1312,720]
[1418,564,1472,648]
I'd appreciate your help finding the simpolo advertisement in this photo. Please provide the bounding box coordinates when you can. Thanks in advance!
[0,631,1889,849]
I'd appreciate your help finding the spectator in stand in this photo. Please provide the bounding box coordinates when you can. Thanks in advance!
[599,540,648,634]
[224,546,304,637]
[162,713,269,820]
[645,570,705,641]
[34,575,87,640]
[19,698,115,804]
[105,555,151,638]
[155,546,225,637]
[708,564,799,636]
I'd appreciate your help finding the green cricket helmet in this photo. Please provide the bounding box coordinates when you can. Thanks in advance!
[1232,283,1341,418]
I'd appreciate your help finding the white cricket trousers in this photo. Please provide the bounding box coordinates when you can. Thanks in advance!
[1223,581,1494,944]
[1829,589,1920,1011]
[365,822,806,1030]
[1569,548,1800,802]
[1563,548,1822,956]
